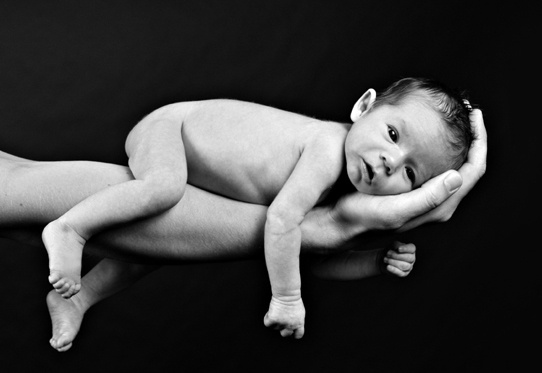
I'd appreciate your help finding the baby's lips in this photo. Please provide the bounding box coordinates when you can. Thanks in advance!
[360,160,371,185]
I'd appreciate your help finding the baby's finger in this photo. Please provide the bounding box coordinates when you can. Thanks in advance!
[391,241,416,253]
[263,313,277,329]
[385,265,409,277]
[384,257,413,272]
[293,327,305,339]
[280,329,294,338]
[386,251,415,263]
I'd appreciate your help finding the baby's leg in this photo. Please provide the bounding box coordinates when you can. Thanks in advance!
[43,118,187,297]
[47,258,159,351]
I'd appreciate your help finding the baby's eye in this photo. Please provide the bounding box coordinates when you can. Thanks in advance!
[388,126,398,142]
[406,167,416,185]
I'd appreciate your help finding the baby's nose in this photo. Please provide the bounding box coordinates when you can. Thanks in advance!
[380,153,399,175]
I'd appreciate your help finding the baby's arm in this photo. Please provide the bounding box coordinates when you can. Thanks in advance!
[310,242,416,280]
[43,103,190,298]
[263,135,341,339]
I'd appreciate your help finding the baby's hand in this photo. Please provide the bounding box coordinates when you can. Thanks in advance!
[380,241,416,277]
[263,296,305,339]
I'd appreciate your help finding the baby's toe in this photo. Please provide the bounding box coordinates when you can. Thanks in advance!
[56,282,71,294]
[52,280,66,290]
[48,273,62,285]
[56,342,73,352]
[60,288,73,298]
[50,335,72,352]
[62,284,79,299]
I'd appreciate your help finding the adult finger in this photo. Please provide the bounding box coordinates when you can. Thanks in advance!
[293,327,305,339]
[467,109,488,171]
[453,108,487,193]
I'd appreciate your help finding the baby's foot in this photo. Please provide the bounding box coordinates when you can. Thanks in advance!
[46,290,85,352]
[42,219,86,298]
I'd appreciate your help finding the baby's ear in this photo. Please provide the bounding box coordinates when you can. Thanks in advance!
[350,89,376,122]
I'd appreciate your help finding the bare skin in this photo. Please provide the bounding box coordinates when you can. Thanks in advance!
[43,105,189,297]
[47,291,84,352]
[42,93,463,341]
[47,261,159,351]
[45,244,416,351]
[0,109,486,351]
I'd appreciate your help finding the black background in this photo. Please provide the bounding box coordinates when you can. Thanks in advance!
[0,1,536,372]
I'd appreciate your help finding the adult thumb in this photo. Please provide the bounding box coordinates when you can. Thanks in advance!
[396,170,462,232]
[443,171,463,194]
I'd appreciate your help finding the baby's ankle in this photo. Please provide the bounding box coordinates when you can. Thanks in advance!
[51,218,88,244]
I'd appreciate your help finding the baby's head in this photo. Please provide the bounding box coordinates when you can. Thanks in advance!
[345,77,474,195]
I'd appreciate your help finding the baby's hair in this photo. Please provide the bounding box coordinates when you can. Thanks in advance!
[371,77,475,170]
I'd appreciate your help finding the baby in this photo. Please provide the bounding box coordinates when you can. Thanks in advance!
[42,77,474,339]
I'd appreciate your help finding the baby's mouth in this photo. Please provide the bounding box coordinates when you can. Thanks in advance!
[365,162,374,181]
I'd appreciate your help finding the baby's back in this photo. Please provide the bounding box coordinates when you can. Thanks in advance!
[156,99,347,205]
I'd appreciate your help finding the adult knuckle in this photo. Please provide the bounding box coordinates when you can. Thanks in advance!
[425,190,440,210]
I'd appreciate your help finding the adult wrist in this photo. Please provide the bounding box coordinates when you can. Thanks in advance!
[376,247,389,275]
[329,207,369,241]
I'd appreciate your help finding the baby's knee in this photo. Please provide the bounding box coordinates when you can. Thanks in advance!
[143,176,185,212]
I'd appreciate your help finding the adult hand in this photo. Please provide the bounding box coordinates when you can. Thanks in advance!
[398,108,487,232]
[330,109,487,236]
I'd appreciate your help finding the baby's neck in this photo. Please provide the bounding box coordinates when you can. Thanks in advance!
[320,166,356,206]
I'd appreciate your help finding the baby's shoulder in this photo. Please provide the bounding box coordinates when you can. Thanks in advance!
[303,121,347,171]
[308,121,349,150]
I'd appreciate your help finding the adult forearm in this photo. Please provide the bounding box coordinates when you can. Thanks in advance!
[310,249,382,280]
[0,159,262,260]
[92,183,269,262]
[1,157,356,262]
[300,206,366,255]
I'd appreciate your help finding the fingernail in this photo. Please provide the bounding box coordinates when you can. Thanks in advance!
[444,173,462,193]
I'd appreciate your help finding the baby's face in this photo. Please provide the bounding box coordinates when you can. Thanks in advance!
[345,99,451,195]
